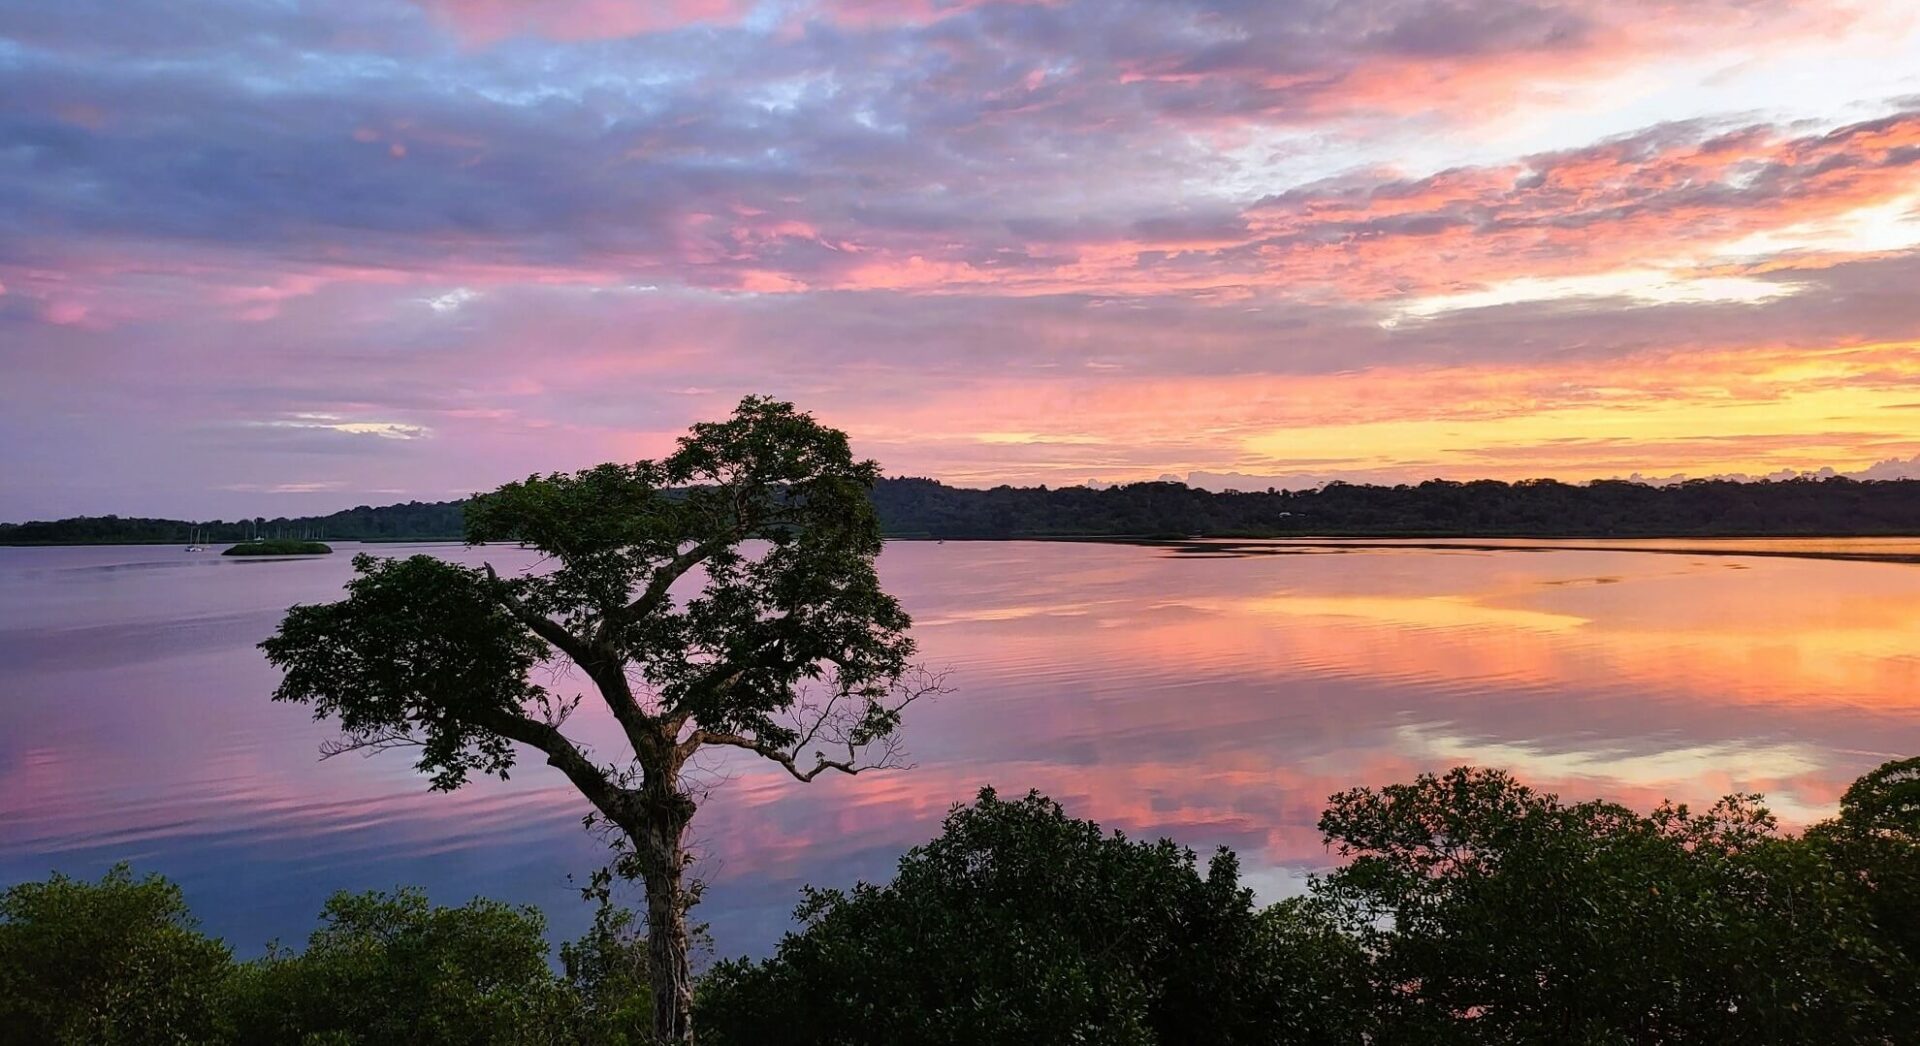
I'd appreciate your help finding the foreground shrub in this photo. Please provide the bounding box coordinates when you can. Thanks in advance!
[226,888,587,1045]
[699,787,1370,1045]
[706,761,1920,1046]
[557,900,657,1045]
[1315,766,1914,1043]
[1808,755,1920,1026]
[6,760,1918,1044]
[0,864,232,1045]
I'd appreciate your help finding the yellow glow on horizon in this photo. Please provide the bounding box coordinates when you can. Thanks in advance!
[1239,345,1920,478]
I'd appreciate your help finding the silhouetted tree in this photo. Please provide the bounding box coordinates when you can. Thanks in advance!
[1313,767,1910,1042]
[262,397,937,1042]
[700,788,1371,1046]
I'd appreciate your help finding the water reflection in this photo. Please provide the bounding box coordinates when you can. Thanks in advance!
[1,540,1916,957]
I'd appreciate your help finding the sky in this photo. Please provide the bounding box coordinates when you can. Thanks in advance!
[4,0,1920,519]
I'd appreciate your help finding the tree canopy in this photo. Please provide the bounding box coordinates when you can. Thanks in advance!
[701,788,1369,1046]
[1314,767,1911,1042]
[261,396,928,1042]
[0,865,232,1046]
[703,758,1920,1046]
[225,889,574,1046]
[5,758,1917,1044]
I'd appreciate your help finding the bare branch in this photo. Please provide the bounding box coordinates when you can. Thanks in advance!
[684,667,950,783]
[318,728,424,761]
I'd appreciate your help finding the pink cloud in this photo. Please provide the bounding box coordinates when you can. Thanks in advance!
[413,0,755,44]
[40,298,98,328]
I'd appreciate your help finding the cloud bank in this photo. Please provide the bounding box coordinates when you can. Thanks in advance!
[2,0,1918,516]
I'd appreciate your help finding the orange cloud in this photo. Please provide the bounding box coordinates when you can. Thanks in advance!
[657,108,1920,301]
[835,340,1920,486]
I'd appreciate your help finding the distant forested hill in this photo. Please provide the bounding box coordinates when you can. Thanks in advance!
[0,501,465,546]
[8,476,1920,545]
[871,476,1920,538]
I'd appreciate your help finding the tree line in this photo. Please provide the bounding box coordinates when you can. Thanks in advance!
[12,475,1920,545]
[0,501,464,545]
[5,757,1917,1045]
[872,474,1920,538]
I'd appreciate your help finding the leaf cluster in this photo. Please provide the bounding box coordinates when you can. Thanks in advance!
[263,553,550,790]
[1312,765,1917,1043]
[262,396,917,794]
[2,868,657,1046]
[699,788,1367,1046]
[704,760,1920,1046]
[0,864,232,1045]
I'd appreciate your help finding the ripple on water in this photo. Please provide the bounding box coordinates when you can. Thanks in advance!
[1,540,1917,956]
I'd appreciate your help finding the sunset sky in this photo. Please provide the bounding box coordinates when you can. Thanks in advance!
[5,0,1920,518]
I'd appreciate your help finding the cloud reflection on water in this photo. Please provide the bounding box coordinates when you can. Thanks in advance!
[0,540,1915,956]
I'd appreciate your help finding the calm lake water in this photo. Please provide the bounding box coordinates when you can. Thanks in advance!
[3,539,1918,957]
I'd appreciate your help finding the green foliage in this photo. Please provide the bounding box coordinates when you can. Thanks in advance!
[461,395,914,745]
[1314,766,1913,1043]
[699,788,1366,1046]
[262,397,922,1042]
[262,553,552,790]
[262,397,917,799]
[558,900,657,1045]
[0,872,658,1046]
[1809,755,1920,1020]
[706,762,1920,1046]
[0,864,232,1045]
[222,539,333,556]
[225,888,581,1046]
[5,760,1920,1044]
[1834,754,1920,831]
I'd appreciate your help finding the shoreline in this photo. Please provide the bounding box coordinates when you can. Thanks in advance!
[11,533,1920,565]
[1136,536,1920,566]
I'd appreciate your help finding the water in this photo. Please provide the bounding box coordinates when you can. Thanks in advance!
[2,540,1918,958]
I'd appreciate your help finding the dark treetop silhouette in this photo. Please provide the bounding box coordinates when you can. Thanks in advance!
[16,474,1920,546]
[261,396,937,1043]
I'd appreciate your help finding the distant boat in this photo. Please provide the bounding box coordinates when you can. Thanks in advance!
[185,526,205,552]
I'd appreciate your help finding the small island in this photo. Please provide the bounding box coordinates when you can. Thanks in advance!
[222,539,332,556]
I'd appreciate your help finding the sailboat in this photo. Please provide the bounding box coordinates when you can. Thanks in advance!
[185,526,205,552]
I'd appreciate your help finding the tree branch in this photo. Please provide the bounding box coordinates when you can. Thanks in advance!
[476,706,634,828]
[687,730,866,783]
[482,563,592,665]
[615,483,811,629]
[484,563,662,755]
[317,728,423,761]
[681,668,948,783]
[619,534,733,625]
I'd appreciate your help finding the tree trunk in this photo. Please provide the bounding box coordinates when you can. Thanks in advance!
[636,781,698,1042]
